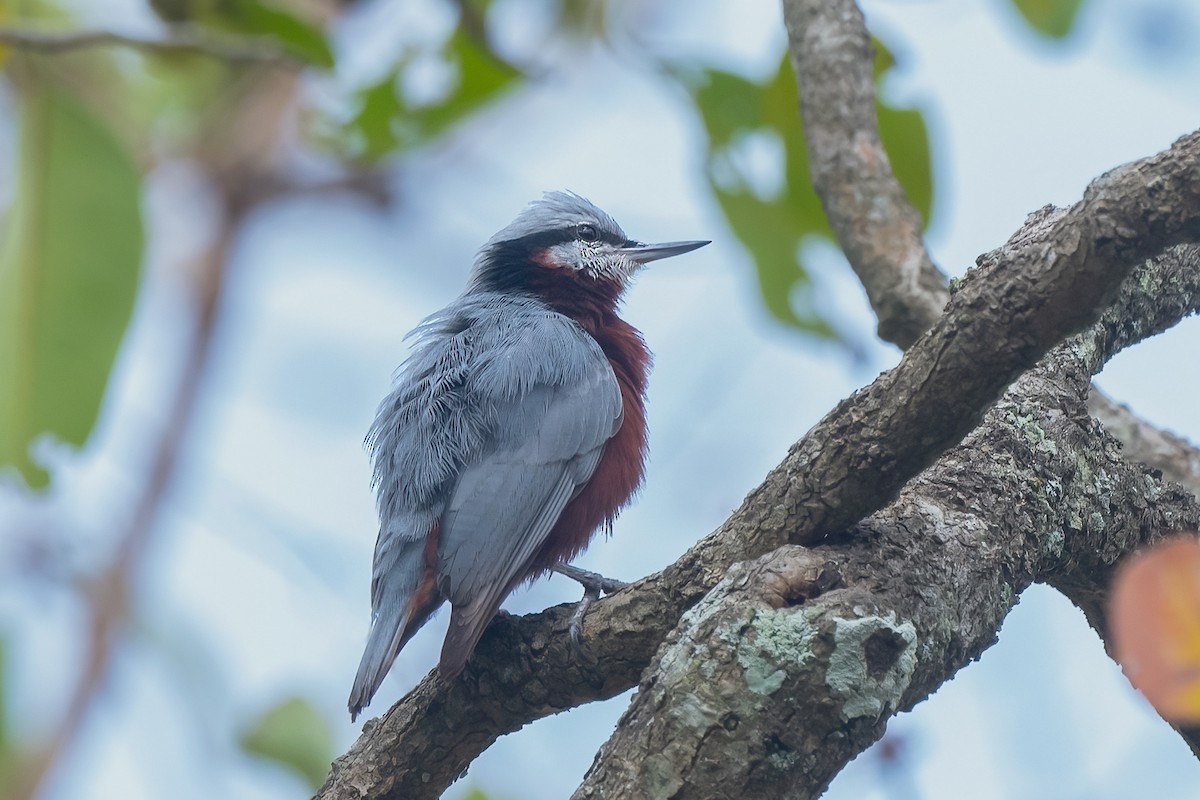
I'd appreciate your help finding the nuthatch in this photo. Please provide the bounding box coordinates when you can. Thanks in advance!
[348,192,708,720]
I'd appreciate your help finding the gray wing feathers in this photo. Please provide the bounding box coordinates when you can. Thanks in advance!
[438,372,620,604]
[352,293,622,705]
[436,357,621,673]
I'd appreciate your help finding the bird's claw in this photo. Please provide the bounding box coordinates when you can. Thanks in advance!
[552,563,627,663]
[552,562,628,594]
[569,585,601,664]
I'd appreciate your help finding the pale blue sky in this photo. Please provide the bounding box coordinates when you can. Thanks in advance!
[3,1,1200,798]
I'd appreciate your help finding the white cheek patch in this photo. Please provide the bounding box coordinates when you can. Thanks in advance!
[541,240,637,280]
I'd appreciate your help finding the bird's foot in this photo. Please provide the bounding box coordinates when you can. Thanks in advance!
[551,563,629,664]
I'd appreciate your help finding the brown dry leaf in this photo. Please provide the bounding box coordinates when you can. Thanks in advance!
[1111,534,1200,722]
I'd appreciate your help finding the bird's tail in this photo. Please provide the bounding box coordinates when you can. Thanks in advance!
[348,522,443,721]
[348,581,441,721]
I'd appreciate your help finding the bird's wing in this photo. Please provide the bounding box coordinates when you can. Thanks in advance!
[435,354,623,674]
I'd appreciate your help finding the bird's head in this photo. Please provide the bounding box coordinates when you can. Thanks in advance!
[468,191,709,310]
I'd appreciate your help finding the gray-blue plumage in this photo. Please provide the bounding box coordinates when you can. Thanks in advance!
[348,192,708,720]
[349,196,627,719]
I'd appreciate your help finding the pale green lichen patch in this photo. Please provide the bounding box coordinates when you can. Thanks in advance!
[735,607,818,696]
[826,613,917,721]
[655,573,743,682]
[1008,409,1058,455]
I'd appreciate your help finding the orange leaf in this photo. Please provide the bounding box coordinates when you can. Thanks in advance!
[1111,534,1200,722]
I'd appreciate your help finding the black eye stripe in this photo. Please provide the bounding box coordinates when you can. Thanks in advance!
[504,224,624,251]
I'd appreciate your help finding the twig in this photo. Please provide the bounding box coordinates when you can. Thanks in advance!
[1088,387,1200,496]
[0,25,295,63]
[781,0,949,348]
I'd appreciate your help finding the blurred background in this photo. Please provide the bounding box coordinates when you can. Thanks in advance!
[0,0,1198,798]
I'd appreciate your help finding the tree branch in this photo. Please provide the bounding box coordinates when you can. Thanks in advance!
[574,310,1200,797]
[781,0,1200,769]
[784,0,1200,510]
[781,0,948,347]
[0,25,295,63]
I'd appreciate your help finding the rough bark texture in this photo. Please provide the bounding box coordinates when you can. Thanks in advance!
[315,1,1200,796]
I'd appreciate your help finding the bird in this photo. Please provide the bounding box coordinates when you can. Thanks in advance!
[347,191,709,720]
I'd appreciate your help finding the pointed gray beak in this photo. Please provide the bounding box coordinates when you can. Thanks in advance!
[619,239,710,264]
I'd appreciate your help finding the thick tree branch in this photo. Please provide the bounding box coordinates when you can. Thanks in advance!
[782,0,948,347]
[575,321,1200,797]
[782,0,1200,768]
[1040,242,1200,754]
[317,130,1200,798]
[784,0,1200,506]
[571,234,1200,794]
[0,25,295,63]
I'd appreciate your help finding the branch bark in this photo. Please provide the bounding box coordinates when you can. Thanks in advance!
[574,299,1200,796]
[312,0,1200,790]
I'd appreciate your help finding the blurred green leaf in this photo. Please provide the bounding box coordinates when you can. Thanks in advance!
[0,79,144,488]
[347,28,520,161]
[878,104,932,225]
[459,790,495,800]
[240,696,333,791]
[675,35,933,339]
[167,0,334,67]
[224,0,334,67]
[682,58,835,335]
[1010,0,1085,38]
[352,67,404,160]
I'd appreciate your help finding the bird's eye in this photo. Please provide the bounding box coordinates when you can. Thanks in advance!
[577,223,600,243]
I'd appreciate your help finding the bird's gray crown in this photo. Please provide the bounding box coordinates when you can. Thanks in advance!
[481,191,628,251]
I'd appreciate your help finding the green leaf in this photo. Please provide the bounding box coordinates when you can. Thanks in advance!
[1009,0,1085,38]
[878,105,932,225]
[352,67,403,160]
[688,69,764,149]
[710,184,833,337]
[189,0,334,67]
[240,697,333,792]
[229,0,334,68]
[675,36,933,340]
[347,28,520,161]
[416,30,520,139]
[0,80,144,488]
[684,59,835,336]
